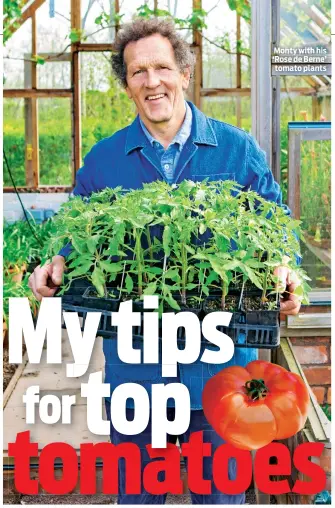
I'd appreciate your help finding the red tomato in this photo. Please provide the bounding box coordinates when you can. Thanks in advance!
[202,360,310,451]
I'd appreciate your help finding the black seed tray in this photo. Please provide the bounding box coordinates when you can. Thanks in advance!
[61,302,210,344]
[83,286,120,312]
[216,322,280,349]
[61,300,279,349]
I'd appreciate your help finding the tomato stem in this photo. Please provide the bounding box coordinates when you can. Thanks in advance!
[244,378,268,401]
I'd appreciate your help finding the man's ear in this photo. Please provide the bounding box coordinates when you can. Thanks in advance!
[125,85,132,99]
[182,66,191,90]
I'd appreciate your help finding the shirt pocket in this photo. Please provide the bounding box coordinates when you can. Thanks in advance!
[190,171,235,183]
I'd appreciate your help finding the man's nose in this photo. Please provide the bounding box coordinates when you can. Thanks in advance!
[145,69,161,88]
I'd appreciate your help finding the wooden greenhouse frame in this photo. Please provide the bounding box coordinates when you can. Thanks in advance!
[3,0,330,192]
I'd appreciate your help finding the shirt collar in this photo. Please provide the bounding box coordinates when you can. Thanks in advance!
[125,101,217,155]
[139,101,192,151]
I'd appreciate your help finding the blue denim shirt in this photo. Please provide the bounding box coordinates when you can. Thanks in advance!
[61,101,291,409]
[139,101,192,183]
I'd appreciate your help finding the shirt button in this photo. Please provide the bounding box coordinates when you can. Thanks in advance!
[164,164,170,170]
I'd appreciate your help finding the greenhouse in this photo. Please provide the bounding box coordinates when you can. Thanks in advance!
[3,0,331,504]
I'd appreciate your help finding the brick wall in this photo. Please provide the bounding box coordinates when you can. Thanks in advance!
[291,337,331,405]
[3,193,69,223]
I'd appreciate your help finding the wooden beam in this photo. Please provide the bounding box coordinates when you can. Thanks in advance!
[201,87,316,98]
[236,14,241,127]
[115,0,120,33]
[288,129,301,219]
[3,186,73,193]
[8,0,46,37]
[71,0,82,178]
[36,53,72,62]
[201,88,251,97]
[31,12,39,187]
[192,0,202,109]
[4,89,72,98]
[77,43,115,52]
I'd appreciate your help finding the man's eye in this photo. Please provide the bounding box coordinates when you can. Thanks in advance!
[133,70,143,76]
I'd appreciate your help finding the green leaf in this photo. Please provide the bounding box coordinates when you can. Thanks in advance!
[164,268,179,280]
[99,261,123,273]
[165,296,181,311]
[146,266,163,274]
[163,225,171,256]
[125,274,133,293]
[186,283,197,290]
[87,235,100,254]
[91,267,105,297]
[72,237,87,254]
[240,264,263,290]
[202,285,209,296]
[184,244,195,255]
[69,28,84,43]
[32,55,45,65]
[68,260,93,278]
[143,282,157,295]
[68,255,93,269]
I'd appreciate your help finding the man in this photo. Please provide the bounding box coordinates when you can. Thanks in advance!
[29,18,301,504]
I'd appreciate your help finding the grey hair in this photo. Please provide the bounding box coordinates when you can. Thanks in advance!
[111,18,196,87]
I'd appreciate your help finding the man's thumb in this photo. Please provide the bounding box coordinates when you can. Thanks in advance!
[51,257,64,285]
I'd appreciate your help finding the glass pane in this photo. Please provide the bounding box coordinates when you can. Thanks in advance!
[80,53,136,159]
[203,0,236,88]
[280,71,331,291]
[202,96,251,132]
[280,75,331,203]
[37,61,71,88]
[3,19,32,89]
[82,0,119,43]
[36,1,71,53]
[280,0,331,46]
[39,98,72,185]
[300,138,331,289]
[202,0,251,89]
[3,99,26,186]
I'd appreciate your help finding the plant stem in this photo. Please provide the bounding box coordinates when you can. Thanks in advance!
[135,231,143,296]
[181,244,187,305]
[146,225,154,261]
[119,262,126,299]
[262,266,270,302]
[221,280,226,310]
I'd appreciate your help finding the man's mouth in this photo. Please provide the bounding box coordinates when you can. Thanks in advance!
[146,93,167,101]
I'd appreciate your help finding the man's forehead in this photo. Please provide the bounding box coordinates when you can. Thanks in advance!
[124,35,175,67]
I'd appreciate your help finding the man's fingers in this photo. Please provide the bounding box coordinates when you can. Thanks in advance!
[274,265,289,293]
[28,273,42,302]
[280,299,298,312]
[280,293,301,315]
[36,285,58,298]
[51,256,65,285]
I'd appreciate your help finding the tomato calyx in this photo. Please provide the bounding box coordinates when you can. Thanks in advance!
[244,378,268,401]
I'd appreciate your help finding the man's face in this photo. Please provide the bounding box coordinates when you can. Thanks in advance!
[124,34,191,128]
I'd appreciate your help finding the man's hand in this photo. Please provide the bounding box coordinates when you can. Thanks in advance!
[28,255,65,301]
[274,260,301,316]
